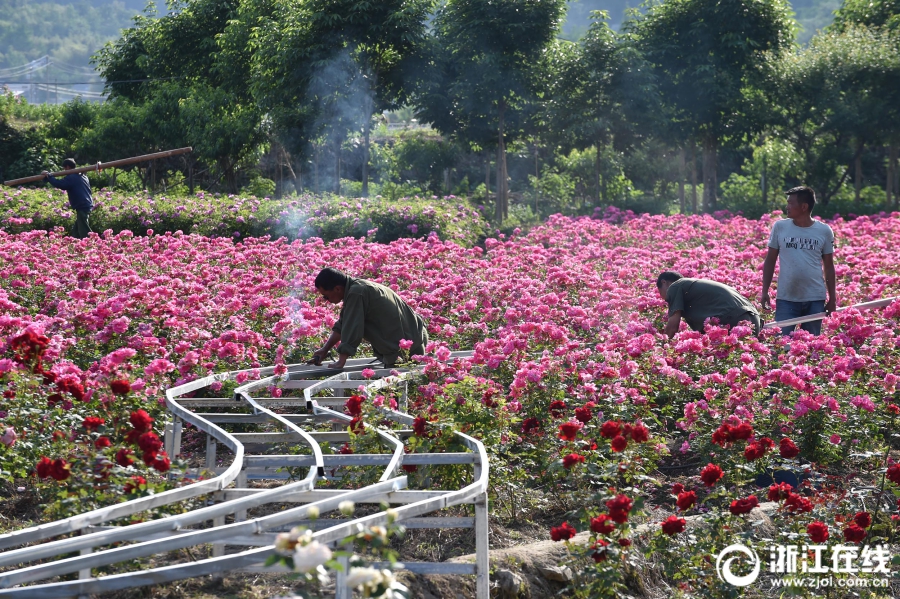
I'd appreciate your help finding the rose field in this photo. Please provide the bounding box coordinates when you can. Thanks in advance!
[2,207,900,597]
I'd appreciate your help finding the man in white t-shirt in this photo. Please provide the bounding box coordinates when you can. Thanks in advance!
[761,186,837,336]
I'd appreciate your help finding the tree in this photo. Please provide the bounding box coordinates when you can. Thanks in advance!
[92,0,264,192]
[632,0,795,211]
[539,12,660,206]
[241,0,433,196]
[765,26,900,206]
[420,0,567,222]
[832,0,900,32]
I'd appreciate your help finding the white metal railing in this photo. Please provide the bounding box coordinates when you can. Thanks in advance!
[0,351,487,598]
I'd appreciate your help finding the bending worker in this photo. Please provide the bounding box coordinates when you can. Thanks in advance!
[657,271,761,338]
[42,158,94,239]
[310,267,429,369]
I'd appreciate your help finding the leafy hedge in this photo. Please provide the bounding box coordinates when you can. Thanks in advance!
[0,187,489,246]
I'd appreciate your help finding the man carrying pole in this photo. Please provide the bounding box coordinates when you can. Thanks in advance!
[761,186,837,336]
[42,159,93,239]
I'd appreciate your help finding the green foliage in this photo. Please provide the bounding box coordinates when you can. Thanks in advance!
[0,187,489,246]
[763,25,900,204]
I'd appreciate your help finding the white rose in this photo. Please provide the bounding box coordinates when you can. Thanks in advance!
[306,505,320,520]
[345,566,382,589]
[293,540,332,573]
[273,532,294,554]
[339,500,355,516]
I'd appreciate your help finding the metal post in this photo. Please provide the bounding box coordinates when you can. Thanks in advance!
[474,460,490,599]
[335,554,351,599]
[235,472,248,522]
[206,434,216,470]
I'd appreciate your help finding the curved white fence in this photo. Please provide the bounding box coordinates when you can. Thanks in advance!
[0,353,487,598]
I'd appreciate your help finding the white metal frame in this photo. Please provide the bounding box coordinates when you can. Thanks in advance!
[0,352,488,598]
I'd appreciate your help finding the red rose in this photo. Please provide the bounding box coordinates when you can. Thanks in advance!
[729,495,759,515]
[661,515,686,535]
[110,379,131,396]
[671,483,685,495]
[550,522,577,541]
[549,400,567,418]
[142,450,158,465]
[345,395,364,417]
[558,420,583,441]
[606,494,633,523]
[610,435,628,452]
[562,453,585,469]
[590,539,609,562]
[521,417,541,435]
[779,438,800,459]
[887,464,900,484]
[129,409,154,433]
[676,490,697,511]
[115,448,135,467]
[574,405,593,423]
[124,475,147,493]
[631,422,650,443]
[888,404,900,415]
[732,422,754,441]
[590,514,616,534]
[137,432,163,454]
[744,441,767,461]
[711,424,734,447]
[36,456,53,478]
[700,463,724,487]
[618,538,632,547]
[412,416,428,437]
[784,493,813,513]
[854,512,872,529]
[807,521,829,543]
[348,416,365,435]
[94,436,111,449]
[600,420,623,439]
[843,523,867,544]
[83,417,105,431]
[151,454,171,473]
[767,482,793,502]
[50,458,70,481]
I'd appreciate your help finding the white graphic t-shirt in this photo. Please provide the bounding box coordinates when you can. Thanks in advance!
[768,219,834,302]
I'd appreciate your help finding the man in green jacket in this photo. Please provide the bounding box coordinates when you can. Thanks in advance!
[657,271,761,337]
[310,267,429,368]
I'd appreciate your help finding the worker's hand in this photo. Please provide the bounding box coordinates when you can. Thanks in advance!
[825,297,836,315]
[761,292,772,311]
[327,354,348,369]
[41,171,49,179]
[308,348,329,365]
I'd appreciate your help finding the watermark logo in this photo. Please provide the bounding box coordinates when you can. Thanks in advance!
[715,544,761,587]
[716,542,892,589]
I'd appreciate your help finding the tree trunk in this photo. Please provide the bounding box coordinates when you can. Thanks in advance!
[690,141,698,213]
[855,142,863,202]
[761,152,767,211]
[188,161,194,196]
[496,102,508,223]
[485,153,491,203]
[334,139,341,195]
[362,113,371,197]
[888,143,898,210]
[702,137,718,212]
[596,143,603,206]
[678,147,686,214]
[315,146,320,194]
[534,143,540,214]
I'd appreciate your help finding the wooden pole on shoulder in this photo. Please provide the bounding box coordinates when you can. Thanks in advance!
[2,147,193,187]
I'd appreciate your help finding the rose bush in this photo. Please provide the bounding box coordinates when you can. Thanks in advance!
[1,208,899,595]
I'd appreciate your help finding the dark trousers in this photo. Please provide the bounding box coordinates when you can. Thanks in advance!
[73,210,92,239]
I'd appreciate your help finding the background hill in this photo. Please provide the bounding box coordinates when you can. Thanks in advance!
[1,0,838,79]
